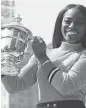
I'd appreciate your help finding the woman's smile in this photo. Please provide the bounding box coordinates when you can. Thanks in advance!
[66,30,78,35]
[66,30,78,38]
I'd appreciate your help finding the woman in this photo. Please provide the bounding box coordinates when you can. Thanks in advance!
[2,4,86,108]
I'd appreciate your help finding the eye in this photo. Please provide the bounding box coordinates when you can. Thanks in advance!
[64,19,71,24]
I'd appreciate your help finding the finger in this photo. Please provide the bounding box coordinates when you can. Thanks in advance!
[30,36,34,43]
[31,36,37,43]
[31,36,44,45]
[36,36,44,43]
[32,36,38,42]
[33,36,42,43]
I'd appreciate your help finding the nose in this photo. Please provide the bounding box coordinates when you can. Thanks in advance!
[69,22,75,28]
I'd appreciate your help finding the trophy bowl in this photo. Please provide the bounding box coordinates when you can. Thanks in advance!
[1,15,33,76]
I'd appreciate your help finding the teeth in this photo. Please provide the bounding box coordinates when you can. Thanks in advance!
[67,31,77,35]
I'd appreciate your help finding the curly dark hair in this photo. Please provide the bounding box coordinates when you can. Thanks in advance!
[52,4,86,48]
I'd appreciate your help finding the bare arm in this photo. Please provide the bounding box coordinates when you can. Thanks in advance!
[1,55,38,94]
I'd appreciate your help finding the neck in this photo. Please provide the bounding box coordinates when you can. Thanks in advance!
[60,41,83,51]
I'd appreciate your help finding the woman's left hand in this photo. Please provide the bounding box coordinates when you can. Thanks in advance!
[31,36,47,59]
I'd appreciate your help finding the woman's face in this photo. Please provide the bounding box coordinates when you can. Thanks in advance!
[61,7,86,44]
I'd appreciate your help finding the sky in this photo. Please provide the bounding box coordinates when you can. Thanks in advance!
[15,0,86,44]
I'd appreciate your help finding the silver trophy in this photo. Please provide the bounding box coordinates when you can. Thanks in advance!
[1,15,33,76]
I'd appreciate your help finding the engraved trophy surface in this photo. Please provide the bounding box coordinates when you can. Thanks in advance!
[1,15,33,76]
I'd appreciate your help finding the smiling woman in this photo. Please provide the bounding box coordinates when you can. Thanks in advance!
[52,4,86,48]
[1,4,86,108]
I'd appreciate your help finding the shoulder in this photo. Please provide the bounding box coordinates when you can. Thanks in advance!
[80,49,86,59]
[46,48,60,61]
[46,48,59,57]
[73,49,86,69]
[70,49,86,74]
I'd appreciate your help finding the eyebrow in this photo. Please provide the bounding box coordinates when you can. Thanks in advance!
[64,16,84,21]
[64,17,72,19]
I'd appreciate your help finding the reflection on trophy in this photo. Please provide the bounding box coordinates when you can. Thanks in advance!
[1,14,33,76]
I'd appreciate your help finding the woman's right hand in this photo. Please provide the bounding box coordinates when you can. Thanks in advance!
[31,36,47,59]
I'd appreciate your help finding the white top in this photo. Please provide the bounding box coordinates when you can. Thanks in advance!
[2,42,86,104]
